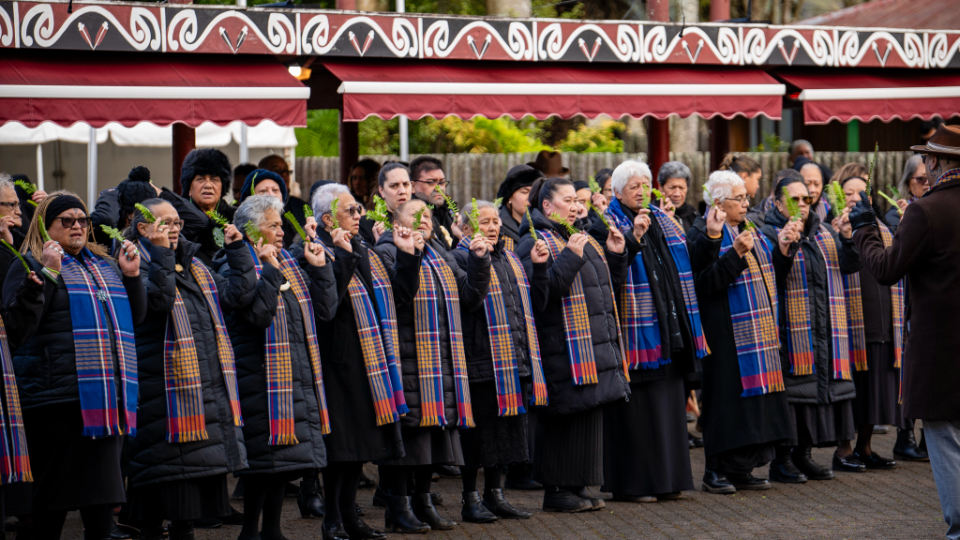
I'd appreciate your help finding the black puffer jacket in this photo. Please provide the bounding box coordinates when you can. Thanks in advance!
[762,208,860,405]
[514,209,631,417]
[219,245,336,475]
[127,238,255,487]
[373,234,490,427]
[179,199,236,268]
[92,187,207,253]
[450,239,547,384]
[3,250,147,409]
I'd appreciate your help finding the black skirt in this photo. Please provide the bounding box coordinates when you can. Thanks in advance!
[534,407,603,487]
[380,426,463,467]
[127,475,232,522]
[24,402,126,512]
[852,343,902,427]
[601,376,694,497]
[788,399,855,447]
[460,382,530,469]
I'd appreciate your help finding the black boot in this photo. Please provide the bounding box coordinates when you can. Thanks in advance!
[358,470,377,489]
[792,446,834,480]
[572,487,605,510]
[297,475,325,518]
[483,488,531,519]
[894,428,929,461]
[372,485,388,508]
[168,521,195,540]
[701,470,736,494]
[460,491,497,524]
[541,486,591,513]
[769,452,808,484]
[412,493,456,531]
[434,465,461,478]
[343,518,386,540]
[383,495,430,534]
[725,472,771,491]
[320,520,349,540]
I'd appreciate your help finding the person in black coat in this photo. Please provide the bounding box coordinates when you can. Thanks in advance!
[0,174,29,280]
[237,167,318,251]
[121,198,257,540]
[593,161,698,502]
[358,163,412,246]
[514,178,630,513]
[179,149,238,267]
[688,171,800,493]
[449,200,550,523]
[4,192,146,540]
[304,183,411,540]
[373,198,491,533]
[258,154,312,251]
[760,175,861,482]
[657,161,700,233]
[10,174,45,240]
[410,156,458,250]
[496,165,543,252]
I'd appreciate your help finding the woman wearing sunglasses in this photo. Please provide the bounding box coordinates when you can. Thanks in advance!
[759,174,863,483]
[2,192,146,540]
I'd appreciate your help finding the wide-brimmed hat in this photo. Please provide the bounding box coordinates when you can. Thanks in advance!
[910,124,960,158]
[527,150,569,176]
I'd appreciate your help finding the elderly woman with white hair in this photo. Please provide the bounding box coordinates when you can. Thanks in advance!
[657,161,699,232]
[297,183,414,540]
[217,195,335,540]
[596,159,705,503]
[687,171,802,495]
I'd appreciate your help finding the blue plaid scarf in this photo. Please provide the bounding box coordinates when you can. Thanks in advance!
[60,249,138,437]
[364,243,408,414]
[0,315,30,483]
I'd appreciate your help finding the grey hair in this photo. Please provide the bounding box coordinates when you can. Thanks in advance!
[898,154,924,197]
[657,161,691,186]
[703,171,743,207]
[799,161,822,179]
[234,194,284,235]
[459,200,497,230]
[611,160,652,196]
[790,139,813,156]
[312,183,351,228]
[0,174,14,197]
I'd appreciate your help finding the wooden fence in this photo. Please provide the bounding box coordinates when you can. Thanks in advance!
[296,151,914,209]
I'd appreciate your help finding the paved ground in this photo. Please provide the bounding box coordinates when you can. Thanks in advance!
[57,425,945,540]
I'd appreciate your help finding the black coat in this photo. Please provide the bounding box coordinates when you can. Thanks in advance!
[674,203,700,233]
[499,206,522,248]
[373,234,490,428]
[282,196,309,250]
[884,207,901,234]
[853,179,960,420]
[687,218,793,457]
[292,230,416,462]
[91,187,205,252]
[450,240,548,384]
[514,209,630,417]
[430,200,459,251]
[177,199,236,268]
[218,245,336,475]
[127,238,255,487]
[3,250,147,410]
[761,208,860,405]
[0,228,26,294]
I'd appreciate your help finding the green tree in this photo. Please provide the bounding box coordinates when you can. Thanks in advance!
[557,120,624,153]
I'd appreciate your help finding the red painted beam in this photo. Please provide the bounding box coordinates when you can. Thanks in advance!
[172,123,196,195]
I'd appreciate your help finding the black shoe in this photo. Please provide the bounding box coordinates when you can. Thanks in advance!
[108,522,135,540]
[355,503,366,517]
[412,493,456,530]
[769,456,808,484]
[232,479,245,500]
[725,472,771,491]
[460,491,497,524]
[192,518,221,529]
[383,495,430,534]
[482,488,531,519]
[358,470,376,489]
[321,521,349,540]
[542,487,592,513]
[298,476,325,518]
[792,447,834,480]
[137,526,164,540]
[688,432,704,449]
[434,465,461,478]
[343,518,385,540]
[610,493,656,503]
[572,487,605,511]
[168,522,195,540]
[832,453,867,473]
[854,450,898,470]
[371,485,388,508]
[701,470,736,494]
[894,429,930,462]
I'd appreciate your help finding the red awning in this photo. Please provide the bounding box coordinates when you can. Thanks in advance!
[778,69,960,125]
[0,52,310,128]
[324,61,784,122]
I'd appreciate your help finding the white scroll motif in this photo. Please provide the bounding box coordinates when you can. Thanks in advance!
[168,9,295,54]
[538,23,639,62]
[20,4,160,50]
[302,15,416,57]
[0,4,14,47]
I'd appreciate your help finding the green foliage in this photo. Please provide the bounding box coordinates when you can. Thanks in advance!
[15,179,38,206]
[888,185,901,200]
[402,0,485,15]
[1,240,29,273]
[743,220,758,232]
[783,187,801,221]
[641,184,651,209]
[284,212,310,242]
[877,191,902,216]
[303,204,314,218]
[206,209,229,228]
[135,203,157,224]
[295,110,340,157]
[418,116,549,155]
[532,0,585,19]
[749,133,790,152]
[468,198,481,233]
[367,195,393,231]
[826,181,847,211]
[526,209,537,240]
[100,225,126,244]
[436,186,460,217]
[329,196,340,229]
[589,177,601,193]
[557,120,624,153]
[412,204,433,230]
[867,142,879,196]
[548,212,579,235]
[493,197,503,208]
[651,188,664,201]
[243,221,264,244]
[37,216,51,243]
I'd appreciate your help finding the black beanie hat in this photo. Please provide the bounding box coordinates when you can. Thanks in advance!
[309,180,336,204]
[237,169,288,204]
[45,194,86,223]
[573,180,590,192]
[180,148,231,199]
[117,166,157,221]
[496,165,544,205]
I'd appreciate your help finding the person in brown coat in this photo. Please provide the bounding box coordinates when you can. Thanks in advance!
[845,124,960,540]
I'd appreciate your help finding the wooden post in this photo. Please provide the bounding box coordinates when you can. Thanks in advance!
[339,110,359,185]
[646,0,669,185]
[710,0,730,21]
[708,0,731,173]
[172,123,196,195]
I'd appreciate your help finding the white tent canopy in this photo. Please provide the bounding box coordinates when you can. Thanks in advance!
[0,121,297,148]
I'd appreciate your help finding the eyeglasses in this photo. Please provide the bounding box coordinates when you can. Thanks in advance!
[343,204,364,216]
[912,175,929,184]
[56,217,89,228]
[271,169,291,176]
[721,195,750,205]
[0,202,18,209]
[414,179,448,188]
[163,220,186,230]
[789,196,815,205]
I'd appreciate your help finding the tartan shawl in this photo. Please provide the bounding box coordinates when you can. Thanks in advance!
[606,198,663,369]
[719,224,785,397]
[0,316,30,483]
[878,222,905,369]
[776,223,852,381]
[365,246,408,414]
[60,249,138,437]
[843,272,868,372]
[648,204,710,358]
[248,244,331,443]
[319,243,400,426]
[139,242,242,443]
[456,237,548,414]
[502,235,516,252]
[813,198,832,224]
[414,245,474,428]
[930,167,960,189]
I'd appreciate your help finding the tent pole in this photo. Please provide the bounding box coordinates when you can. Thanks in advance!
[36,144,45,191]
[87,125,98,208]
